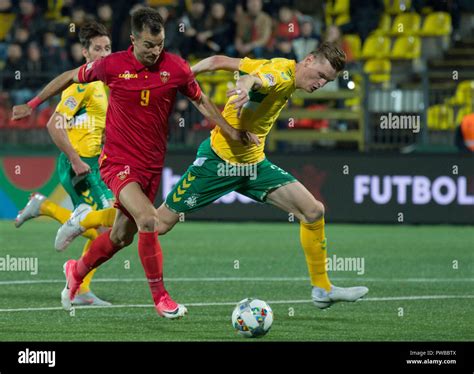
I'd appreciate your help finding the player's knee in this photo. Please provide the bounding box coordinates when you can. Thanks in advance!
[135,210,159,232]
[110,232,133,248]
[302,200,324,223]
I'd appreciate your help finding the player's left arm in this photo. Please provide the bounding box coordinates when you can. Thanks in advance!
[191,55,242,76]
[190,93,260,146]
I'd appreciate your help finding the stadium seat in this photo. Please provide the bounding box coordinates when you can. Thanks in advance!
[390,36,421,59]
[370,13,392,36]
[390,12,421,36]
[326,0,350,16]
[419,12,452,37]
[364,58,391,83]
[0,13,16,41]
[384,0,411,15]
[361,35,391,59]
[343,34,361,60]
[446,81,474,108]
[427,104,454,130]
[325,0,350,26]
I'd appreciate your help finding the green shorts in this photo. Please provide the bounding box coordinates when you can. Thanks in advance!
[57,152,114,210]
[165,138,296,213]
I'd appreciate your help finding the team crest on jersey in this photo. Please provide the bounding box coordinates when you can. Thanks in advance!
[160,71,170,83]
[117,170,128,181]
[263,73,276,86]
[85,62,94,71]
[64,96,78,110]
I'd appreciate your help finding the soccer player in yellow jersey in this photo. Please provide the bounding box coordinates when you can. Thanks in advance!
[161,42,368,308]
[15,22,117,306]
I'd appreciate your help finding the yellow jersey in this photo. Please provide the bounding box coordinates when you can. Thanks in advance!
[211,57,296,164]
[55,82,108,158]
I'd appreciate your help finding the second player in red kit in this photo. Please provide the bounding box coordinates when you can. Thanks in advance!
[12,7,258,319]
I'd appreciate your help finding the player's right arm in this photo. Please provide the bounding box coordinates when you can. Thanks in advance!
[11,67,82,120]
[191,55,241,76]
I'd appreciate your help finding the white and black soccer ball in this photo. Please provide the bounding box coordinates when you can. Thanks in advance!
[231,298,273,338]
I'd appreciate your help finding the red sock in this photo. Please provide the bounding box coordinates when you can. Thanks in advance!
[75,229,122,280]
[138,231,166,304]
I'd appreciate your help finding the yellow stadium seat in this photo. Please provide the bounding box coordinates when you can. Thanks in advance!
[419,12,452,37]
[343,34,361,60]
[361,35,391,59]
[384,0,412,15]
[390,36,421,59]
[390,12,421,36]
[326,0,350,16]
[335,13,350,26]
[446,81,474,108]
[0,13,16,41]
[371,13,391,35]
[427,104,454,130]
[364,59,391,83]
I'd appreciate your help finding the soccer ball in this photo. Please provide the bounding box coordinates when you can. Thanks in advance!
[231,298,273,338]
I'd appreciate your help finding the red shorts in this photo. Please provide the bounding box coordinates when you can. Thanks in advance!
[100,157,162,221]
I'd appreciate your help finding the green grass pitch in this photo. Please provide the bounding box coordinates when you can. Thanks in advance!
[0,220,472,341]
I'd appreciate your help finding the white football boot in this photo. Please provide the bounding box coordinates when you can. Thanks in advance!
[312,285,369,309]
[72,291,112,306]
[15,192,46,228]
[55,204,91,251]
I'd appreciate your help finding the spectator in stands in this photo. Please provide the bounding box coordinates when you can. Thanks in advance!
[270,6,300,59]
[4,43,33,105]
[14,0,44,37]
[42,32,69,74]
[200,1,234,53]
[69,42,84,67]
[324,25,355,65]
[339,0,383,41]
[12,27,31,51]
[228,0,272,58]
[293,17,320,62]
[97,3,113,33]
[157,6,180,54]
[179,0,208,58]
[24,42,44,90]
[0,0,13,13]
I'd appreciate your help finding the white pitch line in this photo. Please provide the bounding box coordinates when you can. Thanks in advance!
[0,277,473,285]
[0,295,473,313]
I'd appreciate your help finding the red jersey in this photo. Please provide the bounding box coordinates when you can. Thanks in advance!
[77,46,201,173]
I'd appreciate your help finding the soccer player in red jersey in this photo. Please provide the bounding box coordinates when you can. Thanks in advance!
[12,7,258,319]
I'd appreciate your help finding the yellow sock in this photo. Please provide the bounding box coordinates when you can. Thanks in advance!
[80,208,116,230]
[300,217,331,291]
[39,199,71,224]
[79,239,97,294]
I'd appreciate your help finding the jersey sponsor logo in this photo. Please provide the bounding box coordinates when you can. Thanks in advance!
[263,73,276,86]
[77,85,86,93]
[64,96,78,110]
[184,194,198,208]
[118,73,138,79]
[160,71,170,83]
[280,72,290,81]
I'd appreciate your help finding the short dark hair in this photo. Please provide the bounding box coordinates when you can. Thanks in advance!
[78,21,110,49]
[131,7,164,37]
[311,42,346,72]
